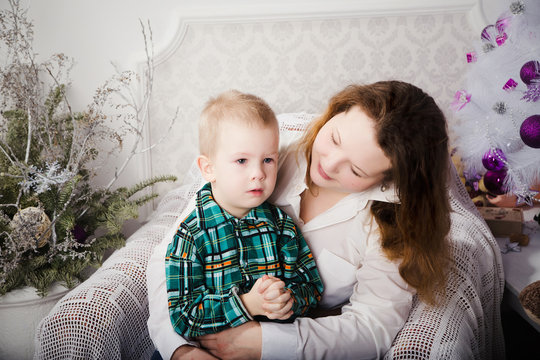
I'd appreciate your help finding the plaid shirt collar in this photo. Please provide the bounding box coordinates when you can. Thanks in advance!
[196,182,277,230]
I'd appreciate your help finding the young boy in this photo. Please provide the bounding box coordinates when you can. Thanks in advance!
[165,90,323,338]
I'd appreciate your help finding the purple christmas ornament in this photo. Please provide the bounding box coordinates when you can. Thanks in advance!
[482,148,507,171]
[72,224,89,243]
[483,170,507,195]
[520,115,540,148]
[481,25,497,44]
[520,61,540,85]
[495,11,512,34]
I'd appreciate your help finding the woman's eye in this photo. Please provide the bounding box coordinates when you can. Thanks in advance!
[263,158,274,164]
[331,133,338,145]
[236,159,247,164]
[351,168,361,177]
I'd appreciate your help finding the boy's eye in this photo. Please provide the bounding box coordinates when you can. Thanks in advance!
[236,159,247,164]
[263,158,274,164]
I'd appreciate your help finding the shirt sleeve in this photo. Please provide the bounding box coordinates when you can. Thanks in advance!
[278,218,323,317]
[262,234,414,359]
[165,224,252,337]
[147,197,198,360]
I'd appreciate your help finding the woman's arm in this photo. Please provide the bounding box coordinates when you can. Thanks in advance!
[201,239,414,359]
[267,242,414,359]
[198,321,263,360]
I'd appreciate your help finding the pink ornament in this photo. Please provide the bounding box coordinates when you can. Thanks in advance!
[483,170,507,195]
[451,90,471,111]
[482,148,507,171]
[495,11,512,34]
[520,61,540,85]
[503,78,518,91]
[466,52,477,63]
[520,115,540,148]
[481,25,497,44]
[496,33,507,46]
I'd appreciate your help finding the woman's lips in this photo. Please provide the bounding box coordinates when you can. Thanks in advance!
[318,164,331,180]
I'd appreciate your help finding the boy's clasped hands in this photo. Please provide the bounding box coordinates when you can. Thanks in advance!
[241,274,295,320]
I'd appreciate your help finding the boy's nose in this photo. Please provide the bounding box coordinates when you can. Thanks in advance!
[251,165,265,180]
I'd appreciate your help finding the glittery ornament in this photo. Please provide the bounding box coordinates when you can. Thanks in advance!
[496,33,508,46]
[482,148,507,171]
[483,43,496,53]
[72,224,89,243]
[466,52,477,63]
[10,207,52,248]
[522,84,540,102]
[510,1,525,15]
[492,102,507,114]
[483,170,507,195]
[495,11,512,34]
[451,90,471,111]
[520,60,540,85]
[520,115,540,148]
[503,78,518,91]
[481,25,497,43]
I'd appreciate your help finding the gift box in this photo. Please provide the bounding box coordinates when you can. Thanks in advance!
[476,207,523,237]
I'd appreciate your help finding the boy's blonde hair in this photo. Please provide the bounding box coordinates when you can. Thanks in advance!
[199,90,278,156]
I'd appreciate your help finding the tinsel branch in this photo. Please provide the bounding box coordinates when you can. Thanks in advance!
[0,0,178,297]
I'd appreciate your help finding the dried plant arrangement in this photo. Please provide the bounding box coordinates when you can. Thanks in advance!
[0,0,177,296]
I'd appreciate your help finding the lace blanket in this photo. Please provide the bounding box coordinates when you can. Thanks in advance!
[34,113,504,359]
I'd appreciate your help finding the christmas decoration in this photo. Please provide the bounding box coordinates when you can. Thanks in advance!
[0,1,177,296]
[482,148,507,171]
[9,207,52,248]
[520,114,540,148]
[451,0,540,207]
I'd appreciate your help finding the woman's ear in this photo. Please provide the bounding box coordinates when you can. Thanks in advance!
[197,155,216,182]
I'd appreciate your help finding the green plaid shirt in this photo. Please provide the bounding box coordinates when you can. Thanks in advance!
[165,182,323,337]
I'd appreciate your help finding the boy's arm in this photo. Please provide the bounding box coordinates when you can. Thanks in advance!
[165,225,253,337]
[278,219,324,317]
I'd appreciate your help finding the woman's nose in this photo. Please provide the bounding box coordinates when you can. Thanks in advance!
[324,151,343,173]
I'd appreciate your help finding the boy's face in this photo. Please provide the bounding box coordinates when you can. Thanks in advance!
[201,120,279,218]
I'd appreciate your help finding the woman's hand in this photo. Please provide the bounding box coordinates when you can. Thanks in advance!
[197,321,262,360]
[170,345,219,360]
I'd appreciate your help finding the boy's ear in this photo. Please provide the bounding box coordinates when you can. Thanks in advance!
[197,155,216,182]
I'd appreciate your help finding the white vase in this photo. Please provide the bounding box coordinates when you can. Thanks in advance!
[0,283,71,360]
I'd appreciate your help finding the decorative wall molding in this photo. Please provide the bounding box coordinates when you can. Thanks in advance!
[154,0,479,66]
[144,3,478,203]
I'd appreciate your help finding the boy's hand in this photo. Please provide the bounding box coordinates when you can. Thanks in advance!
[259,275,294,320]
[239,277,267,317]
[240,275,293,320]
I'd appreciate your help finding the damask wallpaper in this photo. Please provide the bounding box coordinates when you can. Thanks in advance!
[148,12,475,194]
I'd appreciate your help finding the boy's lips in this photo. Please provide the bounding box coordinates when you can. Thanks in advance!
[318,164,331,180]
[248,188,264,195]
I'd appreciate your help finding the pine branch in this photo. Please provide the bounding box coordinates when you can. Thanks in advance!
[124,174,177,198]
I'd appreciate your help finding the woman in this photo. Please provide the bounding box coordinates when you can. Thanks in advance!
[147,81,452,359]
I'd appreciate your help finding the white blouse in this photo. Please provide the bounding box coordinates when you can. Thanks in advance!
[261,147,414,360]
[146,143,415,360]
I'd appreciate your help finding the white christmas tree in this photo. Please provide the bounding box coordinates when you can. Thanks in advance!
[452,0,540,206]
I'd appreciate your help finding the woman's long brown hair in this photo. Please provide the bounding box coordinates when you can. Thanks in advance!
[298,81,451,305]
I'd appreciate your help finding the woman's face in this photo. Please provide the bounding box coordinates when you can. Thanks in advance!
[310,105,391,194]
